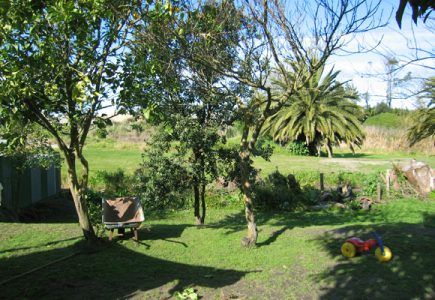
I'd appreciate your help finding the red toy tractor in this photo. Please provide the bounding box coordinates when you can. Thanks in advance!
[341,232,393,262]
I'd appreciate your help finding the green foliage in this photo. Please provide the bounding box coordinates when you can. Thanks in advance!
[396,0,434,27]
[407,78,434,145]
[364,112,404,129]
[135,132,191,210]
[96,128,109,139]
[347,199,363,210]
[253,171,307,211]
[0,118,60,171]
[407,107,435,146]
[286,142,309,156]
[175,288,198,300]
[294,171,369,189]
[84,190,105,237]
[204,186,241,209]
[89,169,135,198]
[130,123,144,136]
[302,185,322,204]
[263,57,365,155]
[359,173,380,196]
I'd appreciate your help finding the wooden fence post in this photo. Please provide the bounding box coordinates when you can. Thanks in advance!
[377,183,381,202]
[320,173,324,192]
[386,169,391,196]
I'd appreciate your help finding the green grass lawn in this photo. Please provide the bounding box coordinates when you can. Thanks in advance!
[1,198,435,299]
[61,138,434,186]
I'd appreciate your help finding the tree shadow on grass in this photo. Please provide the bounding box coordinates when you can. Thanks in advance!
[312,213,435,299]
[332,153,369,159]
[0,236,82,255]
[208,207,398,234]
[256,226,288,248]
[0,240,248,299]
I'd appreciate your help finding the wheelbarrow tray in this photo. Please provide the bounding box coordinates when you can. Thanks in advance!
[102,197,144,240]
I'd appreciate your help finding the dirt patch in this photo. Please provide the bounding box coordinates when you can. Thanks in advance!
[201,263,319,300]
[320,159,392,171]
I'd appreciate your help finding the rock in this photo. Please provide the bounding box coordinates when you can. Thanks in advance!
[311,203,331,210]
[360,197,373,210]
[337,183,353,201]
[400,160,435,196]
[334,203,346,209]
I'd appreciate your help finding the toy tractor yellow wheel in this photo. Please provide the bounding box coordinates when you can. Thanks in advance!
[341,242,357,258]
[375,246,393,262]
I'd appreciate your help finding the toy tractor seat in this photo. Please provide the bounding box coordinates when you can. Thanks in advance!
[102,197,144,241]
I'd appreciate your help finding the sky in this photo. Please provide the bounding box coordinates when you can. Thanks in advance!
[327,0,435,109]
[104,0,434,117]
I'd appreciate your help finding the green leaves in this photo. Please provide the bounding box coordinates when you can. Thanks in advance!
[72,75,91,104]
[264,57,365,155]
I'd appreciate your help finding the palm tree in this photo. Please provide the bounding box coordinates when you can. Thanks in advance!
[408,77,435,146]
[263,59,365,157]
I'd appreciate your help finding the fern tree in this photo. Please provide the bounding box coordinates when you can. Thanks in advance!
[264,60,365,157]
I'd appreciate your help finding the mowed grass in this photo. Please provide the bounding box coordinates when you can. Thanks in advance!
[60,138,434,185]
[1,198,435,299]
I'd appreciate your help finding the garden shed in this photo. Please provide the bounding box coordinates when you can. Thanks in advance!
[0,155,61,210]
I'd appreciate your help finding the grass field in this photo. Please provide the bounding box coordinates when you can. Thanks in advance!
[1,198,435,299]
[60,137,434,187]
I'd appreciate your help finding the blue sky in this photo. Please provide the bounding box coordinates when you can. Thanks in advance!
[328,0,434,108]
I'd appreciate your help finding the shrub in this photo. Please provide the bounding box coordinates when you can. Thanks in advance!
[363,112,406,129]
[205,186,241,208]
[285,141,309,156]
[90,169,135,197]
[359,173,381,196]
[135,154,191,211]
[85,190,105,237]
[253,171,306,211]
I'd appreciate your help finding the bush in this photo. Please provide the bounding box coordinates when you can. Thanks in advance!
[85,190,105,237]
[89,169,135,197]
[205,186,241,208]
[135,154,191,211]
[253,171,307,211]
[364,112,405,129]
[285,142,309,156]
[359,173,380,196]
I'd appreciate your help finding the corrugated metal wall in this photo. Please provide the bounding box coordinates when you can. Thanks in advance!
[0,156,61,209]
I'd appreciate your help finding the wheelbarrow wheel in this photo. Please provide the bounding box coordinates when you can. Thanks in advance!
[375,246,393,262]
[341,242,356,258]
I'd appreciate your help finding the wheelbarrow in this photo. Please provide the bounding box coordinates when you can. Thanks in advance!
[102,197,144,241]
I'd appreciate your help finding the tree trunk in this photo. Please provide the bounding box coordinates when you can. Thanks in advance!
[200,183,206,224]
[65,153,96,242]
[239,149,257,247]
[193,182,202,225]
[326,141,333,158]
[69,182,96,241]
[307,142,318,156]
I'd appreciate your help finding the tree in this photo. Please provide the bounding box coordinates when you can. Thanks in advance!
[407,77,435,145]
[263,59,365,158]
[385,57,399,108]
[130,1,241,224]
[185,0,384,245]
[396,0,435,28]
[0,1,151,241]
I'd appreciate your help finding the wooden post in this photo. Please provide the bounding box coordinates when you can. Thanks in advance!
[377,183,381,202]
[320,173,324,192]
[386,169,391,196]
[131,228,138,241]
